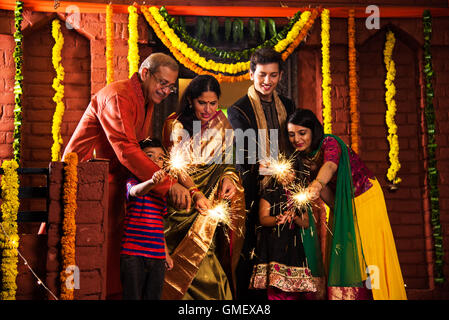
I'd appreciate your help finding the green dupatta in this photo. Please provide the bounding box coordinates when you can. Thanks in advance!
[309,134,365,287]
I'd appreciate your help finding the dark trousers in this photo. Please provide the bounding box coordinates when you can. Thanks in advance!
[120,254,166,300]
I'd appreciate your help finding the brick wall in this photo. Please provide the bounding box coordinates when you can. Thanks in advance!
[0,33,15,161]
[0,2,448,299]
[46,161,108,300]
[296,15,449,296]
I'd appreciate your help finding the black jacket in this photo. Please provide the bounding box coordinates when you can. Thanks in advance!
[228,93,296,246]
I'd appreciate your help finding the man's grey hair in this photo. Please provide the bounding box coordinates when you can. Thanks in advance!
[138,52,179,76]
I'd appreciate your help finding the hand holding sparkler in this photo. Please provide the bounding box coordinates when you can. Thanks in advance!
[206,200,232,228]
[194,191,213,215]
[259,155,295,186]
[219,177,236,200]
[148,169,167,185]
[275,210,295,225]
[306,179,325,201]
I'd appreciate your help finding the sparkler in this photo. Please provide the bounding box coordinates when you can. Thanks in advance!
[283,182,311,215]
[164,144,193,179]
[207,200,232,227]
[261,154,295,184]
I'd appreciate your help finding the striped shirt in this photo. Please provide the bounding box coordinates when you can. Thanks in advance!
[121,177,167,259]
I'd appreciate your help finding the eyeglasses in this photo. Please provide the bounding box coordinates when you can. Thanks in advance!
[152,74,178,94]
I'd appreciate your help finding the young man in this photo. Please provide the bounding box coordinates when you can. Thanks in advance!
[227,48,296,300]
[63,53,190,299]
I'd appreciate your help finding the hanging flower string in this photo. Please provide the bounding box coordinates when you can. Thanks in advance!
[142,6,248,83]
[51,19,65,162]
[60,152,78,300]
[348,9,360,153]
[321,8,332,134]
[383,30,401,185]
[106,3,114,84]
[0,160,20,300]
[12,0,24,162]
[423,10,444,284]
[159,6,303,61]
[143,6,318,82]
[127,4,139,78]
[148,6,249,75]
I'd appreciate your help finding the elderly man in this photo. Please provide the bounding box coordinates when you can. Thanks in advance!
[63,53,189,299]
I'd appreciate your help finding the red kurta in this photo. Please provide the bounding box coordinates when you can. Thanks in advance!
[63,73,173,299]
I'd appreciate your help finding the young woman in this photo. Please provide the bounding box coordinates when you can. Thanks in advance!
[286,108,407,300]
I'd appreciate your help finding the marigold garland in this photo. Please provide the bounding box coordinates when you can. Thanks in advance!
[59,152,78,300]
[149,6,249,75]
[127,5,139,78]
[159,6,303,62]
[12,0,24,162]
[423,10,444,284]
[281,9,319,61]
[0,159,20,300]
[106,3,114,84]
[384,30,401,185]
[321,8,332,134]
[143,6,318,82]
[51,19,65,162]
[142,6,248,83]
[348,9,360,153]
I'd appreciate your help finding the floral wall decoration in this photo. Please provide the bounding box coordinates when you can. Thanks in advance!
[0,160,20,300]
[51,19,66,162]
[422,10,444,284]
[143,6,318,83]
[12,0,24,162]
[127,4,139,78]
[348,9,360,154]
[59,152,78,300]
[321,8,332,134]
[106,3,114,84]
[383,30,401,187]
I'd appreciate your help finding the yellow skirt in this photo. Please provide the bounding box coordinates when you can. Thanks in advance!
[354,179,407,300]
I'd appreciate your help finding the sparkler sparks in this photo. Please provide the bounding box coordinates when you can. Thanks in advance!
[286,183,311,211]
[164,145,193,179]
[261,154,295,184]
[207,200,232,227]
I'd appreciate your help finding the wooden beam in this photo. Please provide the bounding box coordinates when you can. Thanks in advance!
[1,0,449,18]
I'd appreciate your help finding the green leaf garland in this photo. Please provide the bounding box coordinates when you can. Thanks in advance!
[12,1,24,163]
[423,9,444,284]
[158,6,302,62]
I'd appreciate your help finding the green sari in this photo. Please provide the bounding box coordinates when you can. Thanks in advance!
[161,111,246,300]
[309,134,366,288]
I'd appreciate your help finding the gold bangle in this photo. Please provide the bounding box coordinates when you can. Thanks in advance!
[188,185,198,192]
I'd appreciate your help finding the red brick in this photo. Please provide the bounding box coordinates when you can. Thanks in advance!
[76,201,105,224]
[77,182,106,201]
[76,247,104,270]
[77,270,102,296]
[76,224,104,246]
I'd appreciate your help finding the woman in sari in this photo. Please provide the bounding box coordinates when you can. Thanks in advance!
[286,108,407,300]
[161,75,246,300]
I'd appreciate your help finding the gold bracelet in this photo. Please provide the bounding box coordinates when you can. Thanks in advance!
[188,185,198,192]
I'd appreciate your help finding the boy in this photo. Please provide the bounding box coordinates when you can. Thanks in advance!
[120,137,173,300]
[227,48,296,299]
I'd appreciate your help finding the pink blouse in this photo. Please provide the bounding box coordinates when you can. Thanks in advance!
[314,136,374,197]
